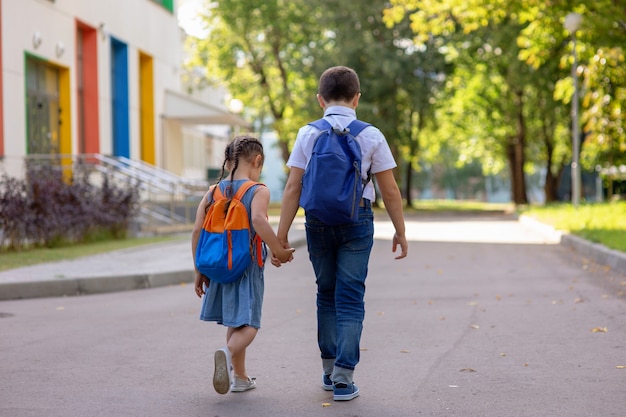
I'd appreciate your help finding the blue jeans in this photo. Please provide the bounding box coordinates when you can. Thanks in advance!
[305,203,374,383]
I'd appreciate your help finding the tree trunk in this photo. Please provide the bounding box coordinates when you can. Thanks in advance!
[404,161,413,208]
[543,140,560,203]
[509,90,528,205]
[404,109,424,208]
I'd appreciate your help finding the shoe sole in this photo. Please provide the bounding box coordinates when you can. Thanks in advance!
[213,350,230,394]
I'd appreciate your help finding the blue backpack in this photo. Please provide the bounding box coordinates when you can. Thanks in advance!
[299,118,371,225]
[195,181,264,284]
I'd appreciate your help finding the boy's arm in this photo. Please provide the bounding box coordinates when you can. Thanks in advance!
[251,186,295,263]
[276,167,305,245]
[374,169,408,259]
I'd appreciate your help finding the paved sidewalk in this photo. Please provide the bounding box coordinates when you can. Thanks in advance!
[0,214,624,301]
[0,219,307,301]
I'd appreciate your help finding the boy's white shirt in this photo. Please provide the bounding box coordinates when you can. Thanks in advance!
[287,106,397,202]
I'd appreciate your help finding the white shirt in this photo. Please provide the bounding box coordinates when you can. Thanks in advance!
[287,106,397,201]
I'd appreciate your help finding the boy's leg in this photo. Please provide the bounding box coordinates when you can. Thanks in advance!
[332,213,374,385]
[305,218,339,377]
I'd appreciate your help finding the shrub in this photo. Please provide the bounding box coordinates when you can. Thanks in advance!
[0,163,139,250]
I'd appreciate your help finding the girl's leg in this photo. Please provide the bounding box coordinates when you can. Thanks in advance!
[226,326,258,379]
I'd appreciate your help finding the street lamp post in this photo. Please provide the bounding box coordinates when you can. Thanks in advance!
[565,12,583,206]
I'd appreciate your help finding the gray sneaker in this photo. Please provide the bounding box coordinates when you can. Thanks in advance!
[213,348,232,394]
[231,376,256,392]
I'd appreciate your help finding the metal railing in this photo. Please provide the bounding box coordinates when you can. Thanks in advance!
[0,154,209,232]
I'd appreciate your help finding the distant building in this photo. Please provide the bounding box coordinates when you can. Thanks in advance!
[0,0,246,180]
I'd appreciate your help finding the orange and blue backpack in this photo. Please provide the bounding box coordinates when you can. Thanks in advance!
[195,180,264,284]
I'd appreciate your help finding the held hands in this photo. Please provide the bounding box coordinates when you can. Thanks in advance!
[271,239,295,267]
[271,246,295,267]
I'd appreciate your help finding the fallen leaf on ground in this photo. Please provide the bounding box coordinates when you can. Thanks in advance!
[400,349,410,353]
[470,324,479,329]
[591,327,608,333]
[459,368,477,373]
[322,403,331,407]
[616,366,626,369]
[360,347,368,351]
[574,297,584,304]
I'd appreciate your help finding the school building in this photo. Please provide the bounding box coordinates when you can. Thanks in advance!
[0,0,247,189]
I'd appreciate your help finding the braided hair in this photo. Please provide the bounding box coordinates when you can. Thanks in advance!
[207,135,264,215]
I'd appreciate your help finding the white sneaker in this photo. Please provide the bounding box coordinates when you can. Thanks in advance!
[213,348,232,394]
[230,376,256,392]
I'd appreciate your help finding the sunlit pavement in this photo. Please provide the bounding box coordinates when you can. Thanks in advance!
[0,212,624,416]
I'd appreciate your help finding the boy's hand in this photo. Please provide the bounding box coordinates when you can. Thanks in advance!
[392,233,408,260]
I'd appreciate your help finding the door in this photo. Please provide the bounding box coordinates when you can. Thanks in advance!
[25,57,60,155]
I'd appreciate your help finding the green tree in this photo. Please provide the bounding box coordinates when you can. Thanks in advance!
[186,0,329,162]
[316,0,448,206]
[386,0,626,203]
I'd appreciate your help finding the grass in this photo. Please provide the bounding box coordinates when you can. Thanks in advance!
[518,201,626,252]
[0,235,183,272]
[407,199,515,213]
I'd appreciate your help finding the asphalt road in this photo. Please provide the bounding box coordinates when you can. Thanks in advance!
[1,213,625,417]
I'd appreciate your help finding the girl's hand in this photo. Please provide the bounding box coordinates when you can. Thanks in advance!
[270,254,283,268]
[276,247,295,263]
[194,271,210,298]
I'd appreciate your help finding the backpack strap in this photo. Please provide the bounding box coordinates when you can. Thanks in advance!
[346,119,371,137]
[308,118,371,137]
[308,118,332,131]
[232,180,260,201]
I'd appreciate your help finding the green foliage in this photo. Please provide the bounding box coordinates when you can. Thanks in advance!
[385,0,626,202]
[186,0,328,157]
[187,0,625,203]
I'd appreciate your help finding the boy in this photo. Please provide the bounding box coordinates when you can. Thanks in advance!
[275,66,408,401]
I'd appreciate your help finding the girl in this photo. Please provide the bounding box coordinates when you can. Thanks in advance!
[191,136,295,394]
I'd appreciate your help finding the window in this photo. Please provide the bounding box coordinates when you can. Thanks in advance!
[150,0,173,13]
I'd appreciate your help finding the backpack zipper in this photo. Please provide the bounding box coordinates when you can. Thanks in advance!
[352,161,360,219]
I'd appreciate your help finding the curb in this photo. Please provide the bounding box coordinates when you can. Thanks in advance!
[0,236,308,301]
[561,233,626,275]
[0,270,195,301]
[519,215,626,276]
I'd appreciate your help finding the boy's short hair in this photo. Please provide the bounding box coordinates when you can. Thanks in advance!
[318,66,361,103]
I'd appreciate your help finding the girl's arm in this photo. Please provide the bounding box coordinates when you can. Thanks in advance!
[251,186,295,263]
[191,187,213,297]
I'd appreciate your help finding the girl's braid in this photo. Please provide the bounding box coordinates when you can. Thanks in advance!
[206,141,235,213]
